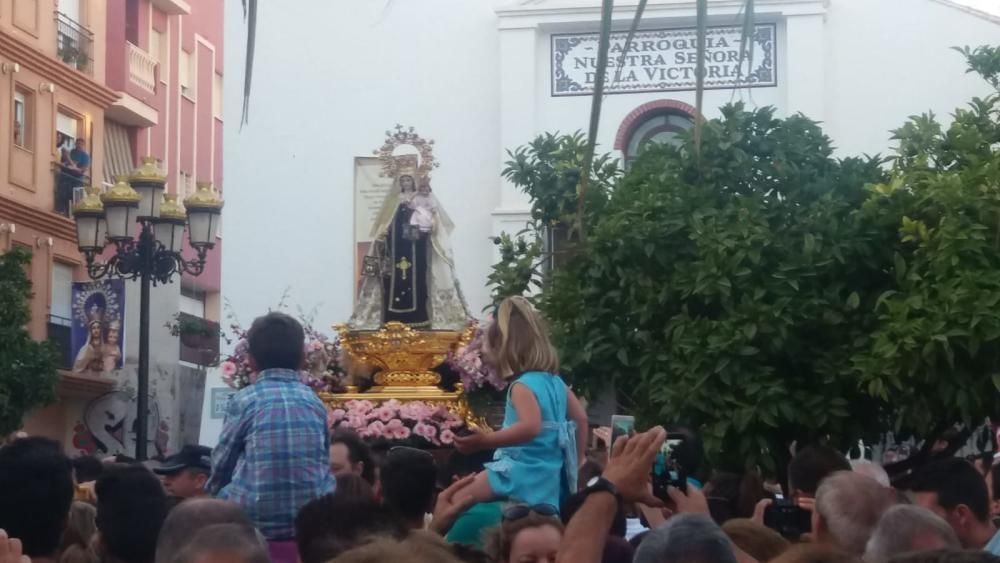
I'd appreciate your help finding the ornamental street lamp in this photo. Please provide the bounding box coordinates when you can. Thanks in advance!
[71,157,223,460]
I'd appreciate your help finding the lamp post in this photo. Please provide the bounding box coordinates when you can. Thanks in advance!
[71,157,223,460]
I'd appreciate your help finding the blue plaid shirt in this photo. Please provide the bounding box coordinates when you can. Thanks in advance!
[207,369,335,539]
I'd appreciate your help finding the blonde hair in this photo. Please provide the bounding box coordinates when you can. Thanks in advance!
[487,296,559,378]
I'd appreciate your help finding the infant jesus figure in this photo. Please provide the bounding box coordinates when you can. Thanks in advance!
[408,177,437,235]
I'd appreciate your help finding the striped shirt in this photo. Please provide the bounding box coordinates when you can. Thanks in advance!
[207,368,335,539]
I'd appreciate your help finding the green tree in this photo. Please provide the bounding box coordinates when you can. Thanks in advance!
[0,248,59,435]
[537,104,888,471]
[854,46,1000,438]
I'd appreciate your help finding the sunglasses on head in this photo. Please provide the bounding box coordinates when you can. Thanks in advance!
[502,503,559,521]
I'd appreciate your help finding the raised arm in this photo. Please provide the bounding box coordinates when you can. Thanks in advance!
[485,382,541,448]
[454,382,541,453]
[557,427,666,563]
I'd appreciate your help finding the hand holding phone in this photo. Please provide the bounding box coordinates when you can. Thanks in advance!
[609,415,635,447]
[651,434,688,501]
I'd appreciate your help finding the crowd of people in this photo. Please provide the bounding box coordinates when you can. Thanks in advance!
[4,297,1000,563]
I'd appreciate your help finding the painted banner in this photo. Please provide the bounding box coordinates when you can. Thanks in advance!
[71,279,125,375]
[551,23,777,96]
[353,157,395,296]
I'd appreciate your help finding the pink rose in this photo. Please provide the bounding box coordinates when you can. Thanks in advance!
[220,361,237,377]
[399,404,422,421]
[362,420,385,439]
[329,408,346,422]
[439,429,455,445]
[375,406,396,423]
[346,415,367,430]
[346,400,374,414]
[384,399,402,409]
[413,422,437,440]
[385,418,411,440]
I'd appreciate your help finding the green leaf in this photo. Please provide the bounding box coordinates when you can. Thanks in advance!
[846,292,860,310]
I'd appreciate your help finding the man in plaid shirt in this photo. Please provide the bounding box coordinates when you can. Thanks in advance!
[207,312,335,562]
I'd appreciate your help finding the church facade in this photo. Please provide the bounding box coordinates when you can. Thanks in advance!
[207,0,999,442]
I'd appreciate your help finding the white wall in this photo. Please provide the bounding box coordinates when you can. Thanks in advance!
[220,0,505,333]
[824,0,1000,158]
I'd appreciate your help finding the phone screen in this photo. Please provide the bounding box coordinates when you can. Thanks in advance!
[652,435,687,498]
[609,415,635,446]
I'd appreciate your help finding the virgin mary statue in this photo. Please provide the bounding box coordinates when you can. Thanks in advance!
[350,167,471,331]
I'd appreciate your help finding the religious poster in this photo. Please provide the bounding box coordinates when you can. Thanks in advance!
[71,279,126,375]
[551,23,777,96]
[353,156,397,297]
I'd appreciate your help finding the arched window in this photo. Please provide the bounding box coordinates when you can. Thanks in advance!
[625,112,693,164]
[615,100,697,167]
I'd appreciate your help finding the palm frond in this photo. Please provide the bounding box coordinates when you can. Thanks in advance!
[575,0,615,239]
[611,0,649,86]
[693,0,707,164]
[241,0,257,128]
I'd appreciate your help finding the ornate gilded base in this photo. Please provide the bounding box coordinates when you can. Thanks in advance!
[329,321,487,428]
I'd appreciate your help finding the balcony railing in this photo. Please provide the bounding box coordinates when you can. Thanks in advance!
[127,42,157,93]
[53,164,89,217]
[56,12,94,76]
[47,315,73,370]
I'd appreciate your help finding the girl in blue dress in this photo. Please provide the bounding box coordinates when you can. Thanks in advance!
[454,296,589,509]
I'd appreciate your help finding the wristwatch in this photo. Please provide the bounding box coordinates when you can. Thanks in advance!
[584,476,623,505]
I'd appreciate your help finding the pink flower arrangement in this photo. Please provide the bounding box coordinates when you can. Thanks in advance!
[447,323,507,393]
[331,399,469,448]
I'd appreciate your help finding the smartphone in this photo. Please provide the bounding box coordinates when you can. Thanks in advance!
[609,415,635,447]
[763,493,812,540]
[651,433,688,500]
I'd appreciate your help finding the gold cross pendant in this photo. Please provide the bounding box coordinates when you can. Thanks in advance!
[396,256,412,280]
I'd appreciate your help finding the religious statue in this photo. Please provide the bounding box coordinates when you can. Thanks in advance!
[350,128,471,331]
[72,282,125,375]
[74,313,105,374]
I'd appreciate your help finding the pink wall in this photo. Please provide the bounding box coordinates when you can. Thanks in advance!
[105,0,224,293]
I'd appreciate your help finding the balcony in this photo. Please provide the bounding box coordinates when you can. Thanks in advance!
[56,12,94,76]
[47,315,73,371]
[53,164,89,217]
[176,312,220,366]
[127,42,157,93]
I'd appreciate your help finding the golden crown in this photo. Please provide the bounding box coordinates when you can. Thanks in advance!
[373,124,439,179]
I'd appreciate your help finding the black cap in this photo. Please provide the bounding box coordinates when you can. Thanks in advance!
[153,445,212,475]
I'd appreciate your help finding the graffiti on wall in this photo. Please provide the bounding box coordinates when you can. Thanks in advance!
[72,389,170,457]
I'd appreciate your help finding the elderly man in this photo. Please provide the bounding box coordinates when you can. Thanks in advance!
[865,505,960,562]
[156,498,262,563]
[813,471,896,555]
[634,514,738,563]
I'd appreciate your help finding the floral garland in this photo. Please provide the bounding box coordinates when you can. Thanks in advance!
[329,399,467,448]
[446,322,507,393]
[219,313,346,392]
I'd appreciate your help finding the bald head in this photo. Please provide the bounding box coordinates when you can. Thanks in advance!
[156,499,258,563]
[815,471,896,555]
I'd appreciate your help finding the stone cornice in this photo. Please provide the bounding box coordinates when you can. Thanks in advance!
[496,0,827,27]
[0,29,119,108]
[0,195,78,242]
